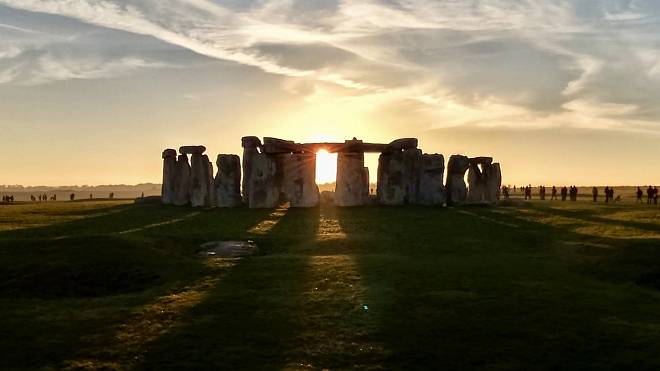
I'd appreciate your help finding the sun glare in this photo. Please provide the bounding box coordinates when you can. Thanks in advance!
[316,149,337,184]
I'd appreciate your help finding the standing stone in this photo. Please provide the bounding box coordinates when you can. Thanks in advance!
[485,163,502,203]
[363,167,370,201]
[161,149,177,205]
[191,154,211,207]
[242,136,262,206]
[335,152,368,206]
[445,155,470,205]
[283,153,319,207]
[204,154,215,207]
[467,163,487,203]
[173,154,191,206]
[377,148,421,205]
[248,153,280,208]
[417,154,445,205]
[215,154,242,207]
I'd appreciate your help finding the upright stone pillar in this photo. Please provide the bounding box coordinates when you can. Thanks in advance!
[242,136,262,206]
[173,154,191,206]
[445,155,470,206]
[335,152,368,206]
[204,154,215,207]
[248,153,280,208]
[284,153,320,208]
[467,157,493,204]
[417,154,445,205]
[215,154,242,207]
[377,148,421,205]
[485,163,502,203]
[190,153,211,207]
[467,163,487,203]
[161,149,177,205]
[363,167,370,201]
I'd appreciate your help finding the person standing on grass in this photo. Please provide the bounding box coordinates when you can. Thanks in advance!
[539,186,546,200]
[638,187,644,203]
[604,187,610,203]
[551,186,557,200]
[647,186,654,204]
[561,186,568,201]
[593,187,599,202]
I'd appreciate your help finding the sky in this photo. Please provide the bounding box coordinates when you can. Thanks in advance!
[1,0,659,186]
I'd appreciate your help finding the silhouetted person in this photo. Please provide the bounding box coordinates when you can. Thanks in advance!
[51,194,57,201]
[647,186,653,204]
[141,192,145,198]
[561,186,567,201]
[638,187,645,203]
[90,193,93,199]
[70,193,75,201]
[604,187,610,203]
[551,186,557,200]
[109,192,114,199]
[592,186,598,202]
[502,186,510,199]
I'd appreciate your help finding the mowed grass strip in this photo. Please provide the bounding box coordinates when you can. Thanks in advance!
[1,199,660,370]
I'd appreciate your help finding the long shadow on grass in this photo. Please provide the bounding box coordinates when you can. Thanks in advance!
[0,204,276,370]
[529,204,660,235]
[0,203,200,241]
[136,206,320,370]
[334,205,660,370]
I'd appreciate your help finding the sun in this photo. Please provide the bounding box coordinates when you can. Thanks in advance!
[315,149,337,184]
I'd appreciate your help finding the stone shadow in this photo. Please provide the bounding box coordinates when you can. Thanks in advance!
[136,206,320,370]
[0,203,275,370]
[332,205,660,369]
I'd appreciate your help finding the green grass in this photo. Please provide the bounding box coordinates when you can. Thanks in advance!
[1,199,660,370]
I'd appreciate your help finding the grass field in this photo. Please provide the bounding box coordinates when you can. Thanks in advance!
[1,198,660,370]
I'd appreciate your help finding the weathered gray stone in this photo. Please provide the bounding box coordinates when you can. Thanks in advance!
[283,153,319,207]
[485,163,502,203]
[469,156,493,165]
[173,154,191,206]
[198,241,258,258]
[445,154,470,205]
[190,154,212,207]
[263,137,303,154]
[417,154,445,205]
[467,161,501,204]
[215,154,242,207]
[204,155,215,207]
[335,152,368,206]
[377,148,422,205]
[179,145,206,155]
[386,138,418,152]
[467,162,487,203]
[242,136,262,206]
[363,167,371,201]
[248,153,280,208]
[161,149,177,205]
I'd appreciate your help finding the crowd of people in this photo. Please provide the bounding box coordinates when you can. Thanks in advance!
[503,185,658,204]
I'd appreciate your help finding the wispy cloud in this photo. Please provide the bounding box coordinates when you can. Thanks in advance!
[0,0,659,132]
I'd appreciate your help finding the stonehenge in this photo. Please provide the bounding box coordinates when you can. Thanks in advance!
[161,136,502,208]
